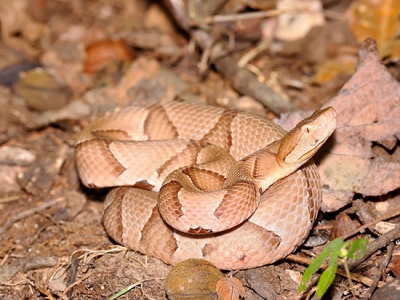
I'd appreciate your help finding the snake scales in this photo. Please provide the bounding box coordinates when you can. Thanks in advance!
[75,101,337,269]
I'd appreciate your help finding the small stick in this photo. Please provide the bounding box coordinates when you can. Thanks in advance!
[190,9,291,26]
[0,197,65,235]
[340,206,400,241]
[362,242,394,299]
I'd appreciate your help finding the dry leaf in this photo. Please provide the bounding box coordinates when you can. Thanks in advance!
[389,257,400,277]
[84,39,136,75]
[108,57,161,106]
[310,54,357,84]
[318,38,400,211]
[216,277,245,300]
[41,41,89,95]
[349,0,400,58]
[381,38,400,60]
[329,212,358,240]
[277,38,400,212]
[275,0,325,41]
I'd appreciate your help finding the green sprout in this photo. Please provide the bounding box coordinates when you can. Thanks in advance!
[298,238,368,299]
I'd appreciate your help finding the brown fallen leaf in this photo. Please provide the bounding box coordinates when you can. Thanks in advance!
[216,277,245,300]
[84,39,136,75]
[389,257,400,278]
[310,54,357,85]
[318,38,400,211]
[329,212,358,240]
[276,38,400,213]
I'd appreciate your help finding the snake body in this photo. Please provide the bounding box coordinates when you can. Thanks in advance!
[75,101,337,269]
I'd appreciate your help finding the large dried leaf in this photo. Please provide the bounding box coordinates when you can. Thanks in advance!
[277,39,400,212]
[319,38,400,209]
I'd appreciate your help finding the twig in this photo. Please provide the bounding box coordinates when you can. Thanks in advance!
[70,245,128,264]
[65,259,79,299]
[214,55,297,113]
[191,26,296,113]
[323,9,346,20]
[190,9,291,26]
[164,0,297,113]
[61,273,92,299]
[0,194,23,203]
[363,242,394,299]
[0,197,65,235]
[0,256,59,283]
[340,206,400,241]
[238,39,271,68]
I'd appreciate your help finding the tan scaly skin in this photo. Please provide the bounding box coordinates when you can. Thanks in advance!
[75,101,337,269]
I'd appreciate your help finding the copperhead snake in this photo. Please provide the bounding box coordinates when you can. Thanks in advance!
[75,101,337,269]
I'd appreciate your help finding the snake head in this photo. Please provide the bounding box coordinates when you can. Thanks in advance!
[278,107,337,168]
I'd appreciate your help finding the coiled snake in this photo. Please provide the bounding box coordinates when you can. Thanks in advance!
[75,101,337,269]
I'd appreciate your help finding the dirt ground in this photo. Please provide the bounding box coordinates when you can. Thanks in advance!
[1,0,400,299]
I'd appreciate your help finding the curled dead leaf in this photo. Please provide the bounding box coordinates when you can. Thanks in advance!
[216,277,245,300]
[84,39,136,75]
[329,212,358,240]
[389,257,400,278]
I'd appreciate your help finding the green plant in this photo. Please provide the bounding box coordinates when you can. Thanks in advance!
[298,237,368,299]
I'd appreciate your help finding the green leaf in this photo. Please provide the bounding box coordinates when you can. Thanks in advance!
[347,238,368,260]
[298,253,329,293]
[298,238,344,293]
[328,248,340,267]
[298,238,369,296]
[325,238,345,252]
[316,264,337,299]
